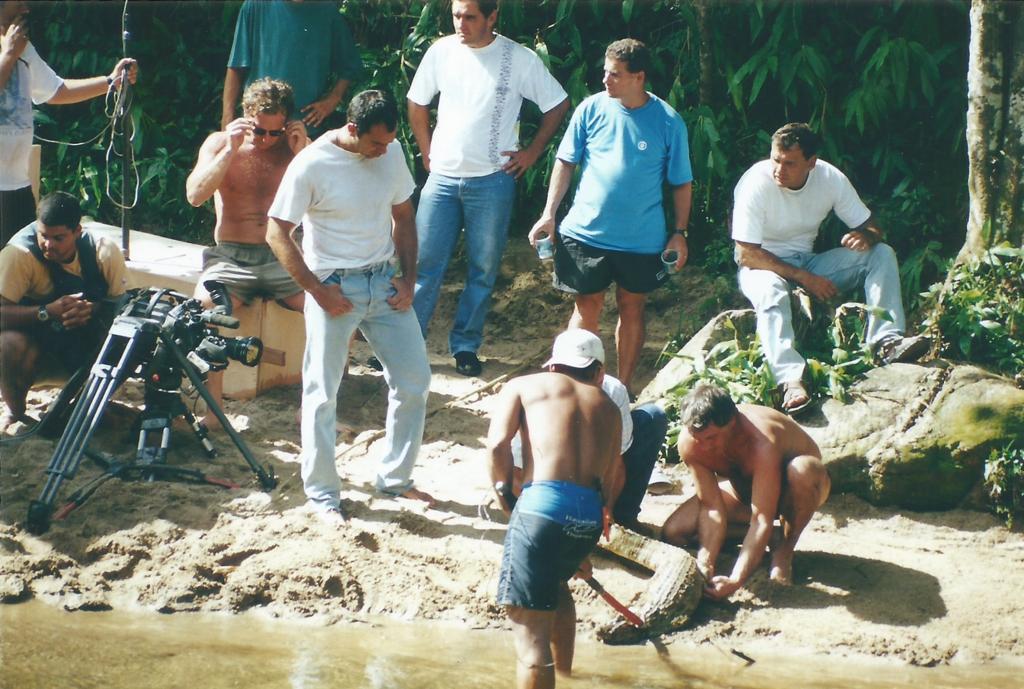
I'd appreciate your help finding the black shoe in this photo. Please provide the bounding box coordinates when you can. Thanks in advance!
[366,356,383,371]
[876,334,932,365]
[454,351,482,377]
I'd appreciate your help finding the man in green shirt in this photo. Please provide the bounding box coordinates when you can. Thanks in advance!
[222,0,363,138]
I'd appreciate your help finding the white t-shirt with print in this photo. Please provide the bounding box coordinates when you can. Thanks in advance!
[407,34,567,178]
[0,42,63,190]
[731,159,871,255]
[268,135,415,275]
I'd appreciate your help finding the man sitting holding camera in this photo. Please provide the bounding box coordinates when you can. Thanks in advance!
[0,192,128,429]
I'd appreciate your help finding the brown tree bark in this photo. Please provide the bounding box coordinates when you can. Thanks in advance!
[695,0,716,107]
[962,0,1024,260]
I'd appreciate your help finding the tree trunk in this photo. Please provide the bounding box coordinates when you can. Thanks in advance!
[962,0,1024,260]
[695,0,716,107]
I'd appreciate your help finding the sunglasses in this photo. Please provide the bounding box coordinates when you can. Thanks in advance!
[253,126,286,137]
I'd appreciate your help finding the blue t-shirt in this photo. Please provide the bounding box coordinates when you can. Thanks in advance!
[557,92,692,254]
[228,0,363,134]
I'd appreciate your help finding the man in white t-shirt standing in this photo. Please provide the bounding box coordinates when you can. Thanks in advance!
[0,0,137,245]
[266,90,434,521]
[732,122,930,413]
[407,0,569,378]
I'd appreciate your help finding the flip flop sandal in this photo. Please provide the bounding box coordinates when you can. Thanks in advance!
[782,382,812,416]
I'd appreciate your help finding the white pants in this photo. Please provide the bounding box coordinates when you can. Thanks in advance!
[738,243,905,385]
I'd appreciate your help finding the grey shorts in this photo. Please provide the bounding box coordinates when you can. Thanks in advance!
[200,242,301,304]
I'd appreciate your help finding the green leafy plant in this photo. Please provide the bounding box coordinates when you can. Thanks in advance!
[898,238,948,312]
[924,245,1024,377]
[984,443,1024,528]
[659,301,876,461]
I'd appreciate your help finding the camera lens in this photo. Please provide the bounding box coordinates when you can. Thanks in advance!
[225,336,263,367]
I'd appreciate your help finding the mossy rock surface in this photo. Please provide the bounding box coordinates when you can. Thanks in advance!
[806,363,1023,510]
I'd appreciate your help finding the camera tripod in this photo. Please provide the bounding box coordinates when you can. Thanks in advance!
[25,293,277,535]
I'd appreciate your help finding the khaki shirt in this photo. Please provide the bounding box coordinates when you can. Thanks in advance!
[0,234,129,303]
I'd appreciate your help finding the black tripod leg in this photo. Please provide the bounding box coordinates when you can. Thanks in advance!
[35,363,91,439]
[180,405,217,458]
[26,329,147,534]
[160,332,277,490]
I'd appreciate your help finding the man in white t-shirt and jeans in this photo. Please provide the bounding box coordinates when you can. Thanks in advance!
[732,122,930,414]
[407,0,569,378]
[266,90,434,521]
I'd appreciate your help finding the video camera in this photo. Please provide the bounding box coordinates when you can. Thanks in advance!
[25,283,277,535]
[115,283,263,380]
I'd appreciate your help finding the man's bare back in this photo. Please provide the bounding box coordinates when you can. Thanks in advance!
[489,330,627,689]
[508,371,622,489]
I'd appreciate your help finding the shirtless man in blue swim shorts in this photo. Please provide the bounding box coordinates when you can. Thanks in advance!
[486,328,623,689]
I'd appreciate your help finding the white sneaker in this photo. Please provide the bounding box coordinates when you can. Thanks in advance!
[647,467,674,495]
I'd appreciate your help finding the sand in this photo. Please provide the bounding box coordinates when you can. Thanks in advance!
[2,242,1022,668]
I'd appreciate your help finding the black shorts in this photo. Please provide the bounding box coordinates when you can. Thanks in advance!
[497,509,601,611]
[30,319,108,373]
[553,234,668,295]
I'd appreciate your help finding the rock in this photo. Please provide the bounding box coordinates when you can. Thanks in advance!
[808,363,1024,510]
[639,309,755,405]
[0,574,30,603]
[594,525,704,644]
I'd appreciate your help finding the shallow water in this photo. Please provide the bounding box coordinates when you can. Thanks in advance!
[1,602,1020,689]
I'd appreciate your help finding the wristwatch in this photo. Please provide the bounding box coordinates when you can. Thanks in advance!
[673,227,689,239]
[37,305,50,322]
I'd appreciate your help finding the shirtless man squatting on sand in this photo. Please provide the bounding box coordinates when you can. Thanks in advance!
[662,383,831,599]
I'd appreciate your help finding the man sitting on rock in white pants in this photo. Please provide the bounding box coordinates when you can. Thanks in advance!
[732,122,930,414]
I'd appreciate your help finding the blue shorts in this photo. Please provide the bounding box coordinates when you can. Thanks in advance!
[497,481,602,611]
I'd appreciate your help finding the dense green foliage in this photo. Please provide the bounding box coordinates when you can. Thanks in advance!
[32,0,968,279]
[985,442,1023,528]
[31,2,240,238]
[924,245,1024,377]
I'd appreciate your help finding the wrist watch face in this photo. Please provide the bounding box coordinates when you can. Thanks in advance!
[37,305,49,322]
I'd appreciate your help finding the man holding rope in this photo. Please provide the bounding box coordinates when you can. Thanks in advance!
[0,0,137,245]
[487,328,622,689]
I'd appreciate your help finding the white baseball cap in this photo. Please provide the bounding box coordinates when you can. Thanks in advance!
[544,329,605,368]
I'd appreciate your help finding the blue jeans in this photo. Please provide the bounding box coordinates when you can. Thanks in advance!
[613,403,668,525]
[413,170,516,355]
[738,243,905,385]
[300,262,431,506]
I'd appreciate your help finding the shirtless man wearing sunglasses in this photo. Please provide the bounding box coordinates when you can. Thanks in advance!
[186,77,309,426]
